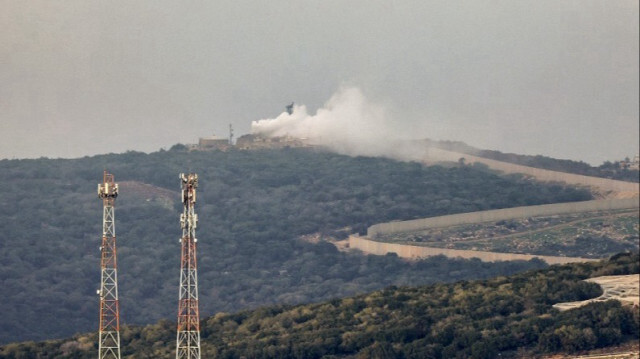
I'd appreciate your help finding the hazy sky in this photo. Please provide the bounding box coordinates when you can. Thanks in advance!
[1,1,638,165]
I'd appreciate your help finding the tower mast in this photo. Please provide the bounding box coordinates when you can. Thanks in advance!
[97,171,121,359]
[176,173,201,359]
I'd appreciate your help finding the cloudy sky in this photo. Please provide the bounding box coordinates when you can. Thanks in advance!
[1,1,638,164]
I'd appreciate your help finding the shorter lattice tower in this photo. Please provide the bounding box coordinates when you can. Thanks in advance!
[97,171,121,359]
[176,173,201,359]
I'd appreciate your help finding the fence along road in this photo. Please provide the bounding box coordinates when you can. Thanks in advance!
[368,198,639,238]
[422,147,639,197]
[353,149,639,263]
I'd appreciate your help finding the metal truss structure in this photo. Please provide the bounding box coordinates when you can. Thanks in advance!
[176,173,201,359]
[97,171,121,359]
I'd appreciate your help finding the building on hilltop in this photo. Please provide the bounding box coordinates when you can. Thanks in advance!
[197,135,230,151]
[188,131,312,152]
[235,134,310,150]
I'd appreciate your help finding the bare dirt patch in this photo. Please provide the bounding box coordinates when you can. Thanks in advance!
[543,339,639,358]
[553,274,639,311]
[118,181,178,209]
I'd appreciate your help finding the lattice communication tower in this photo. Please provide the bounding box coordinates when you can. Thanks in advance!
[97,171,121,359]
[176,173,201,359]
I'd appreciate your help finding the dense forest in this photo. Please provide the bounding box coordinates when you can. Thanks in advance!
[1,252,637,358]
[428,140,640,182]
[0,147,593,343]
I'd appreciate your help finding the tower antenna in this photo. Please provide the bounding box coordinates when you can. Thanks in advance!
[286,102,294,115]
[97,171,121,359]
[176,173,201,359]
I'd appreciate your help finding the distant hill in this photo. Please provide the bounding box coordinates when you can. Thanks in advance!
[0,147,592,344]
[1,252,637,358]
[426,139,640,183]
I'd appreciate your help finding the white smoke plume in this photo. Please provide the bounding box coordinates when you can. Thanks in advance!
[251,86,428,161]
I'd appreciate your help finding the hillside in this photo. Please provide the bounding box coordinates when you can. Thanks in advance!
[1,253,637,358]
[0,147,593,343]
[378,209,639,258]
[426,140,640,183]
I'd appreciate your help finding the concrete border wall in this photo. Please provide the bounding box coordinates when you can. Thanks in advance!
[368,198,639,238]
[354,148,638,264]
[425,148,640,193]
[349,235,599,264]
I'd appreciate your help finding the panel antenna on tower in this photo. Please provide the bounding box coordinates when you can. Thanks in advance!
[176,173,202,359]
[97,171,122,359]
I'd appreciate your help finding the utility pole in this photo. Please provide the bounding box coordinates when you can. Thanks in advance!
[176,173,201,359]
[97,171,121,359]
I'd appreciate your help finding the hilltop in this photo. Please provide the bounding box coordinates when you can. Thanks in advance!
[0,147,594,344]
[1,252,637,358]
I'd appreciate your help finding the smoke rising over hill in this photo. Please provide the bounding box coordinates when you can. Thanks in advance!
[251,87,428,161]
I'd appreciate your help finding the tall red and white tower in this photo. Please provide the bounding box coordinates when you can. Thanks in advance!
[176,173,201,359]
[97,171,121,359]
